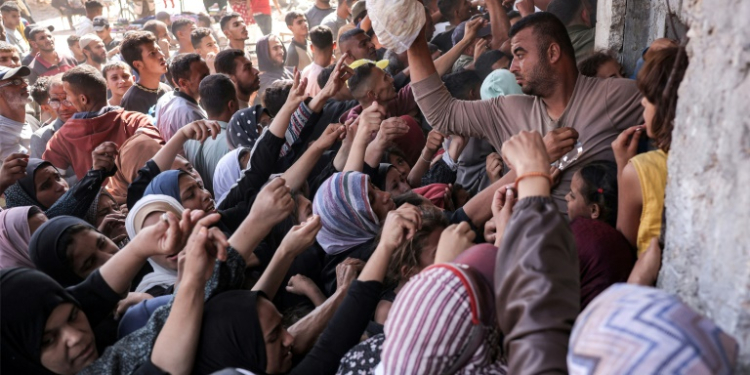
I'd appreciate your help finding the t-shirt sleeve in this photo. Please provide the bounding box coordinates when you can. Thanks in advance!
[605,78,644,131]
[42,134,70,170]
[285,44,299,68]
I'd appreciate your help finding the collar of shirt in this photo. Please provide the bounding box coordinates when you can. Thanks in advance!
[71,106,119,120]
[175,90,199,105]
[0,113,27,128]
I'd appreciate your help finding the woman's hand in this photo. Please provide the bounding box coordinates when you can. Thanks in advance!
[372,117,411,151]
[501,131,551,198]
[336,257,365,290]
[279,215,322,258]
[486,152,503,183]
[422,129,445,161]
[182,215,230,285]
[379,203,423,251]
[92,141,118,172]
[248,177,295,226]
[611,125,644,173]
[98,213,127,243]
[179,120,222,144]
[286,68,309,106]
[627,238,662,286]
[435,222,476,263]
[491,185,516,246]
[114,292,153,320]
[0,153,28,191]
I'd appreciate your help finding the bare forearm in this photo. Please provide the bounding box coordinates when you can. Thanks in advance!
[270,102,300,138]
[151,280,204,375]
[343,138,367,172]
[98,246,148,294]
[407,155,431,187]
[153,133,187,172]
[464,170,516,227]
[434,38,472,77]
[407,29,437,82]
[487,0,510,50]
[364,143,386,169]
[228,216,274,266]
[251,249,295,300]
[287,286,348,355]
[359,244,392,282]
[308,92,332,113]
[283,144,326,191]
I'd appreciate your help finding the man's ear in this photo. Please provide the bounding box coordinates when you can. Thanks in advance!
[548,42,562,65]
[133,60,144,72]
[310,44,316,54]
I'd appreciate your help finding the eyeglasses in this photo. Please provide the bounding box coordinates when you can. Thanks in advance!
[48,98,74,109]
[0,78,28,88]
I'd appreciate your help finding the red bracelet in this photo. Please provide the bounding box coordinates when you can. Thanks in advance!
[514,172,553,191]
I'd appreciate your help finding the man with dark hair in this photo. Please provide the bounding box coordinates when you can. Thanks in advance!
[93,16,121,55]
[305,0,333,28]
[79,33,107,71]
[27,27,78,84]
[1,2,27,54]
[443,69,482,100]
[507,10,522,26]
[220,13,249,51]
[43,65,162,179]
[343,61,418,124]
[215,48,259,109]
[183,74,238,193]
[0,41,21,68]
[67,35,86,65]
[30,74,76,159]
[301,25,334,96]
[338,28,377,64]
[155,53,208,140]
[171,18,197,55]
[76,0,103,36]
[191,27,220,73]
[321,0,354,41]
[119,31,172,115]
[143,20,172,59]
[430,0,473,52]
[284,10,311,71]
[475,49,511,80]
[261,79,292,117]
[408,12,643,212]
[547,0,595,62]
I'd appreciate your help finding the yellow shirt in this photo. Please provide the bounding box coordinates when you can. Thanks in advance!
[630,149,668,256]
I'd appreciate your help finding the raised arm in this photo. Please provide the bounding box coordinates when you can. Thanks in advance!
[282,124,345,192]
[343,103,385,172]
[364,117,411,169]
[407,129,444,187]
[152,120,222,172]
[433,18,487,76]
[486,0,511,50]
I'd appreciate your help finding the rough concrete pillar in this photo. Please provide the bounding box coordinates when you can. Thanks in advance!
[657,0,750,371]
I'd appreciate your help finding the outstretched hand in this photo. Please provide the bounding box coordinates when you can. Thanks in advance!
[279,215,322,258]
[287,67,310,105]
[248,177,295,227]
[490,185,516,246]
[379,203,423,251]
[92,141,118,172]
[180,120,222,143]
[435,222,476,263]
[0,152,28,191]
[320,52,354,98]
[182,215,230,285]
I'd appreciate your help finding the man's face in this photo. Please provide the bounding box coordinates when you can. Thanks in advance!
[69,43,83,58]
[181,60,210,99]
[34,31,56,53]
[95,26,111,41]
[343,33,377,61]
[0,76,30,107]
[178,23,197,44]
[288,16,308,38]
[224,16,248,41]
[2,10,20,29]
[48,83,77,121]
[268,37,285,66]
[369,68,396,103]
[0,49,20,68]
[455,0,472,23]
[136,42,168,75]
[197,35,220,57]
[62,81,87,112]
[105,67,134,98]
[509,28,554,97]
[85,41,107,64]
[232,55,260,95]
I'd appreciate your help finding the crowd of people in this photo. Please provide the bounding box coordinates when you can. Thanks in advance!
[0,0,741,374]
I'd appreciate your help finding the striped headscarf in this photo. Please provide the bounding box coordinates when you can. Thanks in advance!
[568,283,738,375]
[312,172,380,255]
[378,266,507,375]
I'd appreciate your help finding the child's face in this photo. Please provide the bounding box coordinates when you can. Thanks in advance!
[288,16,308,38]
[106,67,134,97]
[565,171,593,221]
[197,35,220,57]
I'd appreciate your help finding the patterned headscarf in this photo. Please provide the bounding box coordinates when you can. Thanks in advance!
[227,105,268,150]
[312,172,380,255]
[379,266,507,375]
[568,283,738,375]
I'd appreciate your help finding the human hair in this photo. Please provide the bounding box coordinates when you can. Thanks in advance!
[143,20,165,36]
[636,46,688,152]
[262,79,293,117]
[58,224,95,259]
[384,49,405,77]
[220,12,241,31]
[382,146,407,164]
[509,12,576,64]
[338,27,365,45]
[199,73,237,118]
[190,27,213,49]
[67,34,80,47]
[169,53,202,86]
[197,12,212,27]
[475,49,509,80]
[385,205,448,288]
[120,31,157,71]
[27,205,43,219]
[214,48,245,75]
[84,0,103,11]
[62,65,107,101]
[312,65,334,91]
[309,25,333,50]
[507,10,521,20]
[156,11,171,22]
[285,10,304,26]
[101,60,130,78]
[437,0,459,20]
[0,2,20,13]
[393,191,428,207]
[443,70,481,100]
[347,62,377,99]
[546,0,584,26]
[0,41,17,53]
[171,18,195,36]
[575,161,619,227]
[427,42,439,55]
[28,27,49,42]
[30,77,51,106]
[577,50,619,77]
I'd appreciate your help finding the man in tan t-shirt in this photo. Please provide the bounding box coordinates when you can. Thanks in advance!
[408,12,642,213]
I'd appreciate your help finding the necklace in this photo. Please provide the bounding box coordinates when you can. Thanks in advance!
[135,83,160,94]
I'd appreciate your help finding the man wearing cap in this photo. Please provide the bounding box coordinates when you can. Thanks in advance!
[0,65,33,167]
[27,27,78,84]
[450,17,492,73]
[93,16,121,55]
[79,34,107,71]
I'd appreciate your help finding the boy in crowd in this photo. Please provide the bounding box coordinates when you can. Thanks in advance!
[1,2,28,55]
[102,61,134,107]
[191,27,220,73]
[75,0,103,36]
[284,10,312,71]
[0,41,21,68]
[301,25,334,96]
[67,35,87,65]
[220,12,249,51]
[172,18,197,55]
[119,31,172,116]
[155,53,208,141]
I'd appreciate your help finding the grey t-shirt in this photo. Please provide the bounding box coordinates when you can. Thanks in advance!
[306,5,335,28]
[321,13,348,40]
[121,82,173,116]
